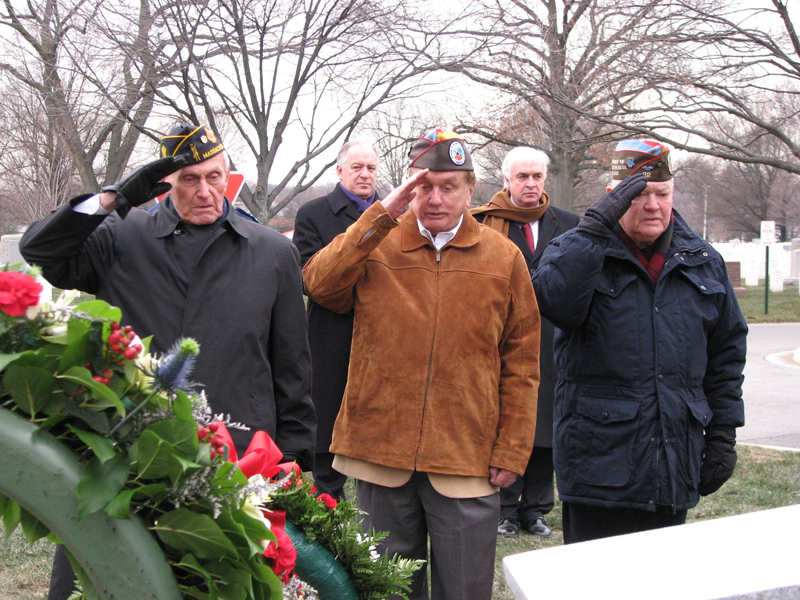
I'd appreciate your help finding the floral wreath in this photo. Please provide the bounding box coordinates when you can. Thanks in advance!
[0,265,421,600]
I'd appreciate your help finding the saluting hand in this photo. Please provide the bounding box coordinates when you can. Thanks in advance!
[101,156,187,218]
[577,172,648,238]
[380,168,430,220]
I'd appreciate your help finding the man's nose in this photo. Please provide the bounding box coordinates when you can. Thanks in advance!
[197,177,211,197]
[642,193,659,209]
[429,189,443,205]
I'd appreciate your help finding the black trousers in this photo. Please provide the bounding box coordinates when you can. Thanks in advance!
[48,545,77,600]
[562,501,687,544]
[312,451,348,500]
[499,446,554,525]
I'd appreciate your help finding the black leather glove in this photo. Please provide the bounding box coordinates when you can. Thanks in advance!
[101,156,186,218]
[577,173,648,238]
[698,429,737,496]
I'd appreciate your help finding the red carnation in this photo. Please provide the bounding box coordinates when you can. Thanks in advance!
[264,527,297,583]
[0,272,42,316]
[318,493,338,509]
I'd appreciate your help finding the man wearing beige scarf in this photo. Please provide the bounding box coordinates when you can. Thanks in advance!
[472,146,579,539]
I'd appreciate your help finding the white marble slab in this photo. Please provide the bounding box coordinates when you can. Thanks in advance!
[504,504,800,600]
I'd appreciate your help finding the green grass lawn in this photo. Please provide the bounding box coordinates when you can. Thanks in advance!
[2,446,799,600]
[738,283,800,323]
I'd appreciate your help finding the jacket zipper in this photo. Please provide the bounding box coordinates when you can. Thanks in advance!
[416,247,440,469]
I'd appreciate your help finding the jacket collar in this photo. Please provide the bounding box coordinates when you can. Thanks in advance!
[400,209,481,252]
[154,197,249,239]
[605,210,709,266]
[328,184,369,221]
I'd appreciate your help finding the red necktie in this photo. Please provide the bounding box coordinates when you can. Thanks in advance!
[522,222,535,253]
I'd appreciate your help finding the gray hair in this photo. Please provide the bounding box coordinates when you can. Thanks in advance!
[501,147,550,181]
[337,141,379,170]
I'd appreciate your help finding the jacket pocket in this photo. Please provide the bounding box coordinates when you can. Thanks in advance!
[595,271,638,299]
[570,395,641,487]
[685,396,712,487]
[678,270,726,297]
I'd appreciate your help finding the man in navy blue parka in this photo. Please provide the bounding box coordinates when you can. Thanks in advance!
[533,140,746,544]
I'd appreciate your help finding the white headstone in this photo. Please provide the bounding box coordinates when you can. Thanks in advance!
[744,257,760,287]
[504,504,800,600]
[770,271,784,293]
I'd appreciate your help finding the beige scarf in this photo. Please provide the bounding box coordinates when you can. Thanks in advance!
[470,189,550,236]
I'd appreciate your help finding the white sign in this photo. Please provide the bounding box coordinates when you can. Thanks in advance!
[761,220,776,246]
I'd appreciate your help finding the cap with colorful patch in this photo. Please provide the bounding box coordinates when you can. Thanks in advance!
[159,124,225,166]
[408,129,473,171]
[611,139,673,181]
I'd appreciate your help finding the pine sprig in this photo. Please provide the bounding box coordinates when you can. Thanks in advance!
[270,478,423,600]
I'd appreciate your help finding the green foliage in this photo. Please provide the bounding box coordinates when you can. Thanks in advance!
[0,293,285,599]
[0,280,419,600]
[271,478,423,600]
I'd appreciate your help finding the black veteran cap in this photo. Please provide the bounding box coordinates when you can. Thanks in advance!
[159,124,225,166]
[611,139,673,181]
[408,129,474,171]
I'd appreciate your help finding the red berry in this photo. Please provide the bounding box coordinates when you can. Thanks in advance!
[210,448,217,459]
[198,425,207,440]
[103,369,114,379]
[108,331,121,344]
[111,343,120,352]
[124,325,133,334]
[110,322,120,331]
[123,347,138,360]
[212,437,225,449]
[93,375,104,383]
[84,362,92,369]
[208,422,219,433]
[131,344,143,353]
[120,337,130,347]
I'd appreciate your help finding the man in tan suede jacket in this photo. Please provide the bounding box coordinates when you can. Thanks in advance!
[303,129,540,600]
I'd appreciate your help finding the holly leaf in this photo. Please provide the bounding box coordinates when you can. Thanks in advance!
[3,365,56,416]
[74,300,122,322]
[0,351,25,371]
[152,508,239,560]
[66,424,118,463]
[172,390,194,422]
[104,488,137,520]
[76,453,131,519]
[215,511,264,560]
[1,497,21,538]
[20,506,51,543]
[57,329,90,373]
[58,366,124,415]
[131,419,199,481]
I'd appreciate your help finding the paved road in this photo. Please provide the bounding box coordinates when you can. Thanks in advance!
[738,322,800,450]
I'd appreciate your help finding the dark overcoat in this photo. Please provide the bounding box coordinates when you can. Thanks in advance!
[19,196,316,467]
[533,210,747,511]
[292,185,363,452]
[476,204,579,447]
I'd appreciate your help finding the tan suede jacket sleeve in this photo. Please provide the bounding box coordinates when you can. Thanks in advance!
[492,247,541,475]
[302,201,397,314]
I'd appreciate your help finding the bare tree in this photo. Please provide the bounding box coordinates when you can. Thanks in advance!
[568,0,800,176]
[154,0,452,222]
[0,84,81,226]
[427,0,691,211]
[0,0,185,201]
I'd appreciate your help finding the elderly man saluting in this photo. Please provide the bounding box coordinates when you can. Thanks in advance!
[533,139,747,544]
[303,129,540,600]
